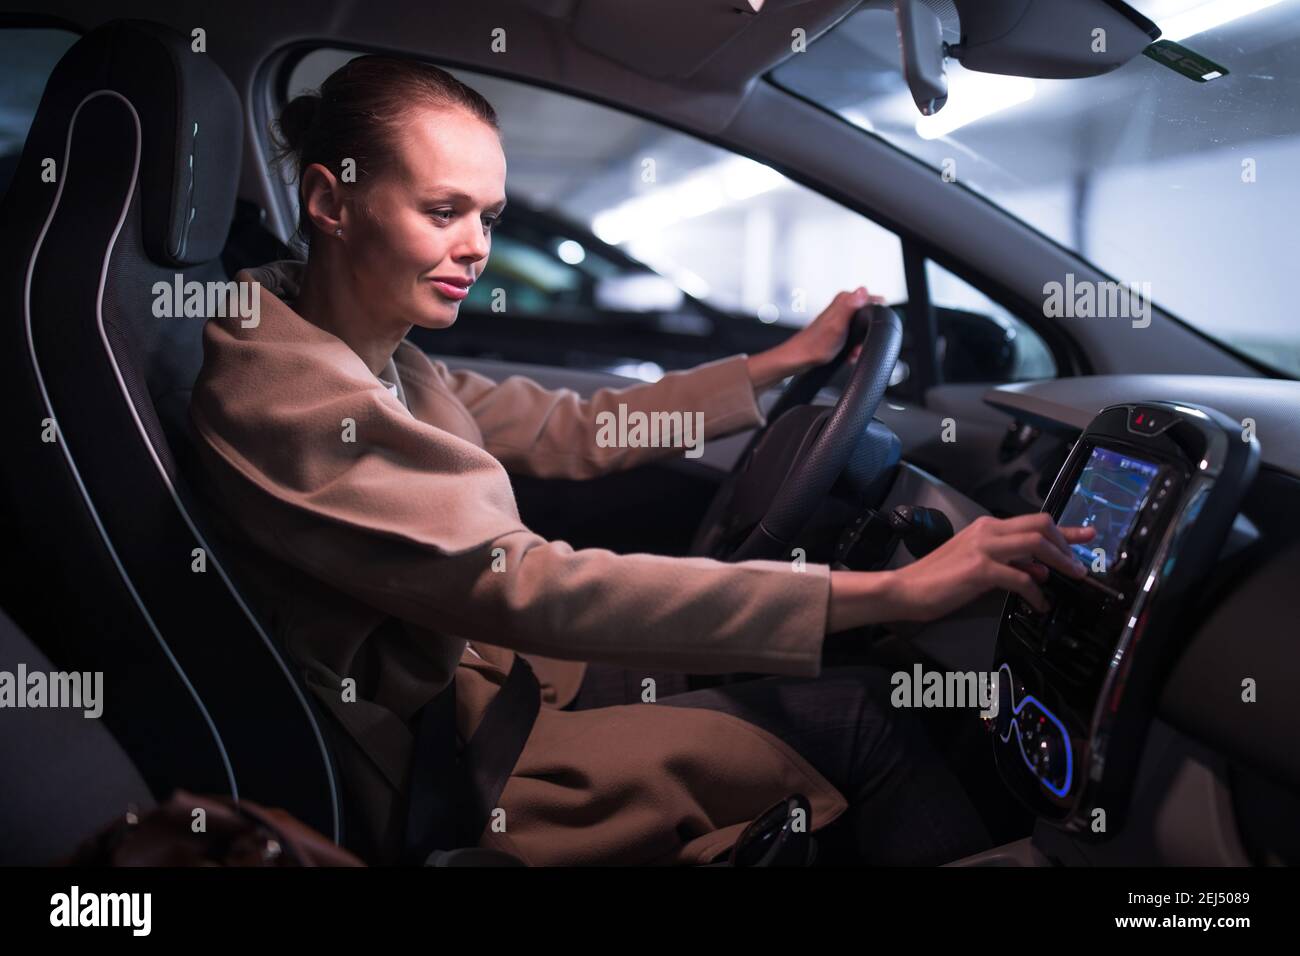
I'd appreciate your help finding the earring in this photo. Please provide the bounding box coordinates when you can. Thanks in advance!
[334,227,343,237]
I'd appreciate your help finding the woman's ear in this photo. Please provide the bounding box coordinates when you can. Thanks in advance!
[300,162,347,240]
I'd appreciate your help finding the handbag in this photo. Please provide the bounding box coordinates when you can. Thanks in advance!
[62,788,365,867]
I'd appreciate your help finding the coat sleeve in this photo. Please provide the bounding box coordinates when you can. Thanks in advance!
[190,368,831,678]
[426,353,767,479]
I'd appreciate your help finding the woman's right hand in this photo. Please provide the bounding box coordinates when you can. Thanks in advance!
[827,513,1097,632]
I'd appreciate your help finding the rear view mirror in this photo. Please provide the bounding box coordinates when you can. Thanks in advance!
[950,0,1158,79]
[891,0,1160,118]
[895,0,948,115]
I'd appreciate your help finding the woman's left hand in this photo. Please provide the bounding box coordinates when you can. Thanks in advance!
[746,285,886,391]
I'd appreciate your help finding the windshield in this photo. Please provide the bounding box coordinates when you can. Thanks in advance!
[771,0,1300,377]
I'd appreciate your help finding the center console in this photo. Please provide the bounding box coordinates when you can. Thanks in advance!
[992,401,1257,837]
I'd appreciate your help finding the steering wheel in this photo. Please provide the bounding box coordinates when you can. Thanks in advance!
[689,304,903,562]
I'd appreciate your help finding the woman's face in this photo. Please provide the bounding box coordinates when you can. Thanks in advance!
[344,105,506,330]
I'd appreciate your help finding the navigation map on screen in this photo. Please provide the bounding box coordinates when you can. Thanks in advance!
[1058,446,1160,570]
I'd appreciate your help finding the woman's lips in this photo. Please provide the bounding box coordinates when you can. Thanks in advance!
[430,279,471,301]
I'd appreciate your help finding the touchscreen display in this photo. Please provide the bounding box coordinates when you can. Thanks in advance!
[1058,446,1160,570]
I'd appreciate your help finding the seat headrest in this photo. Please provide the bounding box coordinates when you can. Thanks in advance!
[18,19,242,266]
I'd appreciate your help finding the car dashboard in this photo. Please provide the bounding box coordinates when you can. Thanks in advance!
[992,402,1257,834]
[964,376,1300,864]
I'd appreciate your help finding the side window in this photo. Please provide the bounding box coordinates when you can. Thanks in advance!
[283,50,908,373]
[0,28,78,199]
[458,223,697,321]
[925,260,1056,383]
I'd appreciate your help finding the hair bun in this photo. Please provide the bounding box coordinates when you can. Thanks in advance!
[275,93,322,155]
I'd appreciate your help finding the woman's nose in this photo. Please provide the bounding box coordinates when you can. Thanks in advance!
[454,220,491,261]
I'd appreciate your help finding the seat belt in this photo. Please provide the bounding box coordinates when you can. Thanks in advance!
[402,654,541,864]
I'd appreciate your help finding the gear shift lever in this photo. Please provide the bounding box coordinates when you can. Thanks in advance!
[889,505,954,559]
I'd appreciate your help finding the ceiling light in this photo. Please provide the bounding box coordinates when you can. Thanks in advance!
[556,239,585,265]
[591,156,785,244]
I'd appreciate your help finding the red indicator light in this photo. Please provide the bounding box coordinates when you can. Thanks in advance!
[1136,413,1144,424]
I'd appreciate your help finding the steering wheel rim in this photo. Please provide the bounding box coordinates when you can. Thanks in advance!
[691,304,903,562]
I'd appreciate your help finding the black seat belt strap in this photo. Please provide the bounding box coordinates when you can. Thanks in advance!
[402,654,541,864]
[461,653,541,833]
[402,676,461,863]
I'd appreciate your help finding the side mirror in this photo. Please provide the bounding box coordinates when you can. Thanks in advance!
[938,309,1017,383]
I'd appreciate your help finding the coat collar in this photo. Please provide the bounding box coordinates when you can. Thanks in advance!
[239,259,408,409]
[192,261,529,558]
[241,257,305,303]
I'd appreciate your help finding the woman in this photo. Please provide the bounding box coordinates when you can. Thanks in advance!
[188,56,1094,866]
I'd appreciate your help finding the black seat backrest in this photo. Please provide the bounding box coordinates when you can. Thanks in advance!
[0,20,343,845]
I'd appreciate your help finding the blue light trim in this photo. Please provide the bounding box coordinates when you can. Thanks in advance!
[996,663,1075,798]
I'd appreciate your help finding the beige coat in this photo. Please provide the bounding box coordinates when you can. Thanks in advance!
[188,261,846,864]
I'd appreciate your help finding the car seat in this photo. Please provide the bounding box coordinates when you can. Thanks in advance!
[0,18,345,849]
